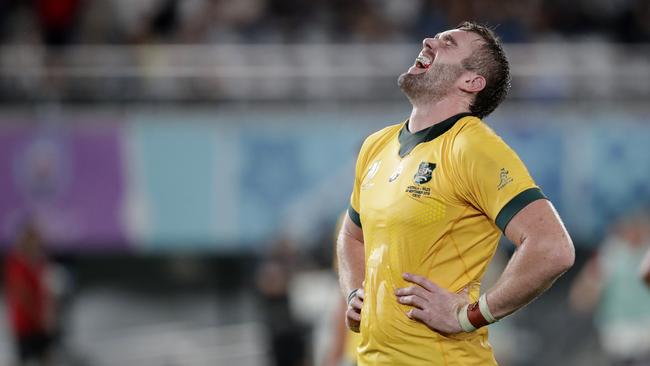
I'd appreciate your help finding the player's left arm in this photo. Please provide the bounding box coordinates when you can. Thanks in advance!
[484,198,575,319]
[396,121,574,333]
[640,247,650,287]
[396,198,574,333]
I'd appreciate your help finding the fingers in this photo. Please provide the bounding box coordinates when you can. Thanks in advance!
[346,307,361,322]
[406,308,427,322]
[395,285,428,298]
[346,321,360,334]
[349,297,363,311]
[402,272,440,293]
[346,312,360,333]
[346,288,364,332]
[397,294,426,309]
[348,287,364,311]
[346,298,362,333]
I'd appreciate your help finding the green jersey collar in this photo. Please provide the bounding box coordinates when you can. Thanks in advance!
[398,112,474,157]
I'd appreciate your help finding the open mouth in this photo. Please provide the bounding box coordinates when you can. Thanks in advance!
[415,53,432,69]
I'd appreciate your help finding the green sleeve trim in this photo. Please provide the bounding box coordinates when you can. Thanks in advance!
[495,187,547,232]
[348,206,362,228]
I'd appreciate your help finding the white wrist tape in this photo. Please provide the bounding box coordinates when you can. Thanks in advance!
[457,303,476,332]
[347,288,359,305]
[478,293,498,324]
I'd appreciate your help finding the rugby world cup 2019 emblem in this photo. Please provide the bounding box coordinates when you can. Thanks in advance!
[361,160,381,189]
[413,162,436,185]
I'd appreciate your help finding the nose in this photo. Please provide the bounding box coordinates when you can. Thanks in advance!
[422,38,438,50]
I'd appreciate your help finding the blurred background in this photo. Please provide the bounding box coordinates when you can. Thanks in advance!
[1,0,650,365]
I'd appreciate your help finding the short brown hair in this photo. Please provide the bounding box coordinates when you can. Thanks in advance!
[456,21,511,118]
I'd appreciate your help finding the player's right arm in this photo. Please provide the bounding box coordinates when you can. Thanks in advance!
[339,127,396,332]
[337,212,365,333]
[338,131,379,333]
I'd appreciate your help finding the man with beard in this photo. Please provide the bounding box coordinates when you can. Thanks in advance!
[337,22,575,365]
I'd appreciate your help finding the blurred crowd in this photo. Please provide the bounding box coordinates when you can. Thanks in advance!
[1,0,649,46]
[570,211,650,365]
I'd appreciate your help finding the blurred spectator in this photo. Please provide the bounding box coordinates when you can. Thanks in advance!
[640,247,650,288]
[34,0,82,45]
[149,0,179,40]
[570,212,650,366]
[615,0,650,43]
[179,0,269,43]
[267,0,316,42]
[130,0,180,43]
[3,220,55,366]
[255,238,308,366]
[1,0,650,45]
[1,0,650,104]
[0,1,41,44]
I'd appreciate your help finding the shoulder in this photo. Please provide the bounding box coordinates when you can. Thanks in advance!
[450,116,502,149]
[363,123,402,147]
[449,116,515,159]
[358,122,402,158]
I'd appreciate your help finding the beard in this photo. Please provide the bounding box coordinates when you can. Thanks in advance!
[398,63,465,105]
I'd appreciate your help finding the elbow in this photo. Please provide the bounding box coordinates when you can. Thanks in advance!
[534,235,574,277]
[561,245,576,273]
[553,238,575,275]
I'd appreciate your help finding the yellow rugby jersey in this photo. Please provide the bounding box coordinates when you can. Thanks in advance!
[348,113,545,366]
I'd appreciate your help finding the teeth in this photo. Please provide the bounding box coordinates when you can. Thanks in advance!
[416,54,432,67]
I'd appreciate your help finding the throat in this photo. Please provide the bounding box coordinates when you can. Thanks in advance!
[408,100,471,133]
[398,112,473,158]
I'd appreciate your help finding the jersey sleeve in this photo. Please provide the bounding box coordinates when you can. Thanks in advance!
[348,139,369,228]
[451,121,546,232]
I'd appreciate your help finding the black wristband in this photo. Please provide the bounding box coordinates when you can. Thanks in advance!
[347,288,359,305]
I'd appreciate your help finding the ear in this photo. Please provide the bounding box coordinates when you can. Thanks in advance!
[458,72,486,94]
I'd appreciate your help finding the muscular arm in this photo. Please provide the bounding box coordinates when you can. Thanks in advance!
[336,214,365,298]
[485,199,575,318]
[336,213,365,331]
[395,198,574,334]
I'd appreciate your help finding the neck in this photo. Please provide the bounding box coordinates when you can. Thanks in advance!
[407,98,470,133]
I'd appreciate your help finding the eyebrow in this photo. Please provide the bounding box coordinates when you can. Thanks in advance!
[433,33,457,46]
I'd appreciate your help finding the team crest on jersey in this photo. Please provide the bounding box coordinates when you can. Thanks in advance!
[413,162,436,185]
